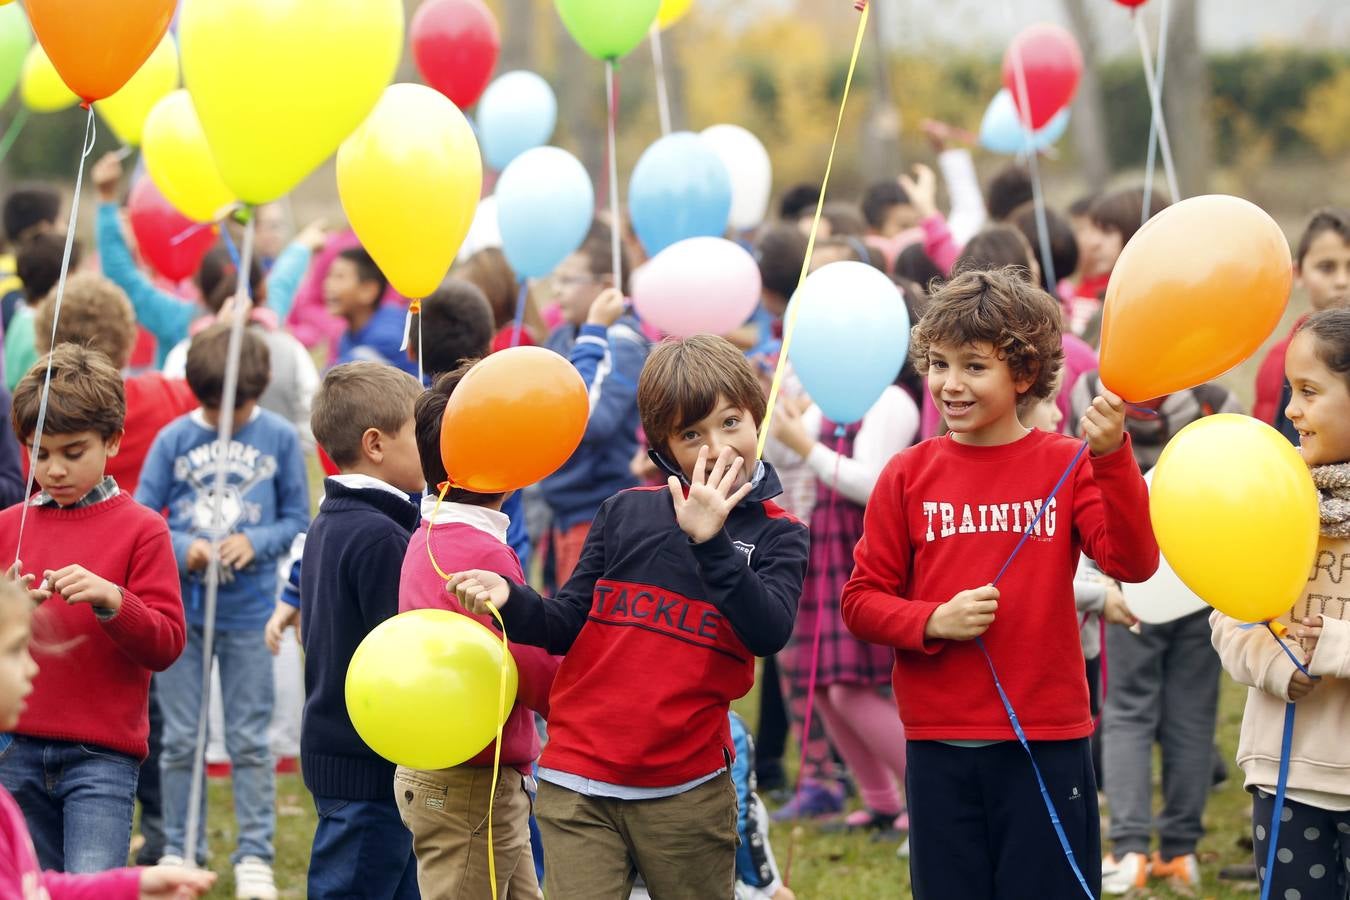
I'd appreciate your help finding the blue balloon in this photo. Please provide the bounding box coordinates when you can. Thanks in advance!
[979,88,1071,155]
[496,147,595,279]
[477,71,558,171]
[628,132,732,256]
[788,262,910,425]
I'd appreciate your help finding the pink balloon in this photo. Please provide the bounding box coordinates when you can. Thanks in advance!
[631,237,762,338]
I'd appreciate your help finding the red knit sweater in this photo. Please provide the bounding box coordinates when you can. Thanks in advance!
[842,429,1158,741]
[0,492,185,759]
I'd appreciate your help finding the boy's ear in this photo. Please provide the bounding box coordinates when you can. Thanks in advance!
[104,430,124,458]
[360,427,383,462]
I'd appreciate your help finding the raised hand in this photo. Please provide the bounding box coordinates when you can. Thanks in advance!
[1080,389,1126,456]
[669,446,754,544]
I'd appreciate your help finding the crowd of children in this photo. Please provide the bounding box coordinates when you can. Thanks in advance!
[0,115,1340,900]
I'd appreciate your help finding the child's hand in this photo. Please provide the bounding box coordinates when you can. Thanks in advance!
[670,446,754,544]
[586,287,627,329]
[769,400,815,460]
[218,534,255,570]
[1103,583,1138,627]
[5,560,52,605]
[1290,667,1317,701]
[265,604,300,655]
[1080,390,1126,456]
[137,864,217,899]
[92,151,124,203]
[925,585,999,641]
[296,219,328,252]
[186,539,212,573]
[898,163,939,220]
[446,570,510,615]
[44,565,122,614]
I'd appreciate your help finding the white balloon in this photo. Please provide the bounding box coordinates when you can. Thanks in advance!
[456,195,500,264]
[1121,469,1209,624]
[699,124,772,231]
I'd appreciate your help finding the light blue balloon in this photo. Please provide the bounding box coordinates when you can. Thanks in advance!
[979,88,1071,155]
[788,262,910,426]
[496,147,595,279]
[477,71,559,172]
[628,132,732,256]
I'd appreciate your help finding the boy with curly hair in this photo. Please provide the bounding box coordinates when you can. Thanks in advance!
[841,268,1158,898]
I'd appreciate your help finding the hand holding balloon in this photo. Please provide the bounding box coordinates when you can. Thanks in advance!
[446,570,510,616]
[1290,668,1317,702]
[586,288,627,329]
[1079,390,1126,456]
[1297,615,1323,659]
[768,400,814,460]
[92,152,124,203]
[898,164,938,221]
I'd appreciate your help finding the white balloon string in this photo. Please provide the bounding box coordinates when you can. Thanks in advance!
[1140,0,1172,223]
[605,60,622,290]
[182,213,255,868]
[649,26,673,137]
[1134,10,1180,203]
[14,107,97,565]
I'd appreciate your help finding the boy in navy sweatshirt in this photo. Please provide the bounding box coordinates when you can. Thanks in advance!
[448,335,809,899]
[297,362,425,900]
[135,324,309,897]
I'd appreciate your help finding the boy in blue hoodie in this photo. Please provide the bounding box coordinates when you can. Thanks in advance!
[135,324,309,898]
[324,248,418,377]
[542,226,650,585]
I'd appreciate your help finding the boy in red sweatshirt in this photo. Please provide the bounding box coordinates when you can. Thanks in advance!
[841,269,1158,899]
[396,365,559,899]
[0,345,186,873]
[448,335,810,899]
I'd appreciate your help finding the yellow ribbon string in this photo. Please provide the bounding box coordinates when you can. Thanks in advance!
[756,2,870,460]
[425,480,511,899]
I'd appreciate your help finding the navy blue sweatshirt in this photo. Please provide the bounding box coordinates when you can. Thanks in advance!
[298,479,420,800]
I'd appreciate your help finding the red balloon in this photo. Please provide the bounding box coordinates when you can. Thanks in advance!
[127,178,218,283]
[1001,24,1083,130]
[1114,0,1150,6]
[411,0,500,110]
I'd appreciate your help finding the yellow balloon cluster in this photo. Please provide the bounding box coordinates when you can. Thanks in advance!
[1150,414,1320,624]
[20,43,77,112]
[95,33,178,146]
[141,90,235,223]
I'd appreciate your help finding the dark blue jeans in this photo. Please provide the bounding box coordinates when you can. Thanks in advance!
[308,795,419,900]
[0,735,139,872]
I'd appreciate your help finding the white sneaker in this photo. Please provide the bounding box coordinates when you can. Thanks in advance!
[156,854,186,868]
[1102,852,1149,895]
[234,856,277,900]
[897,835,911,858]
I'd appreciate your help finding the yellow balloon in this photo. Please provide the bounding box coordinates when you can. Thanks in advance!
[20,43,77,112]
[179,0,403,206]
[1149,414,1320,623]
[142,90,236,223]
[94,33,178,146]
[337,83,483,299]
[345,608,518,770]
[657,0,694,28]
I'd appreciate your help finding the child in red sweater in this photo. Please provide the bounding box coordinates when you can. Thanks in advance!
[395,365,558,898]
[0,346,186,873]
[841,269,1158,899]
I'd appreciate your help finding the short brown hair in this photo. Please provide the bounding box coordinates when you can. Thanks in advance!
[312,362,422,468]
[413,363,503,506]
[638,335,766,457]
[1089,187,1170,246]
[184,323,270,410]
[458,248,518,331]
[409,278,494,377]
[17,232,81,306]
[910,268,1064,409]
[12,344,125,443]
[34,272,137,367]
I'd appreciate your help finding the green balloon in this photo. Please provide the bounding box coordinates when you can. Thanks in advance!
[0,3,30,109]
[554,0,660,62]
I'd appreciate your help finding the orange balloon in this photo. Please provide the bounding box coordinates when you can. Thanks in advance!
[1097,195,1292,403]
[26,0,175,104]
[440,347,589,493]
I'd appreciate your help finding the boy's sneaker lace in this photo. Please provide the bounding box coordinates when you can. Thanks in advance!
[234,856,277,900]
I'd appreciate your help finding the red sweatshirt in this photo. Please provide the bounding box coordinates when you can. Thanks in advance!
[1253,318,1307,426]
[113,373,198,495]
[0,493,186,759]
[841,429,1158,741]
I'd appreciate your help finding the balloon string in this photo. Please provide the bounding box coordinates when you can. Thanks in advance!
[14,106,97,565]
[1257,624,1314,900]
[604,60,622,290]
[1140,0,1171,225]
[1133,10,1180,202]
[183,211,256,869]
[0,108,30,166]
[1001,0,1057,291]
[756,2,870,460]
[510,279,528,349]
[426,480,508,898]
[649,26,673,137]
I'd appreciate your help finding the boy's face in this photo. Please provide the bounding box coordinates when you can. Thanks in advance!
[668,396,759,490]
[377,421,426,495]
[927,340,1033,446]
[324,259,377,319]
[1079,221,1122,279]
[881,203,919,238]
[0,599,36,731]
[1297,231,1350,312]
[30,430,121,506]
[554,252,604,326]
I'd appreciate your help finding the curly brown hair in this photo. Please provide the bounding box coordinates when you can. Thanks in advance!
[910,268,1064,409]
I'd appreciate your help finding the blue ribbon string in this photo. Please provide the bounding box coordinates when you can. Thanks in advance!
[1257,621,1316,900]
[982,436,1094,898]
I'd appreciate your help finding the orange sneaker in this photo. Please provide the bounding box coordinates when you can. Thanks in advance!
[1150,852,1200,891]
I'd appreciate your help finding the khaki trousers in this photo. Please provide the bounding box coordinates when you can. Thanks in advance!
[535,774,738,900]
[395,765,541,900]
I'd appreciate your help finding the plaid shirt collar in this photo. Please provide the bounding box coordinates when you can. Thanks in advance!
[31,476,119,509]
